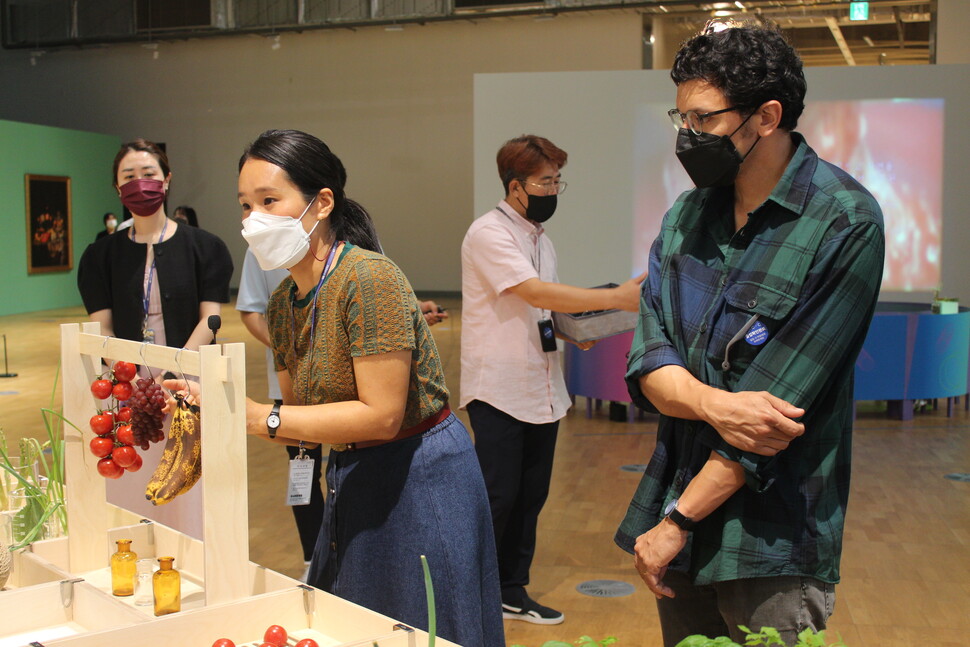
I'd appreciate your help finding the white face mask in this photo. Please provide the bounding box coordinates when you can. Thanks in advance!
[241,199,319,271]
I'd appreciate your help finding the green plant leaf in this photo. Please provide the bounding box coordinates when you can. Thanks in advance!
[420,555,436,647]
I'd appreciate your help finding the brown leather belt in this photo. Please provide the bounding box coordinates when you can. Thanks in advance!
[330,405,452,452]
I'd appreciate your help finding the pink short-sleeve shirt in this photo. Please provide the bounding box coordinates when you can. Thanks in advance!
[459,201,571,424]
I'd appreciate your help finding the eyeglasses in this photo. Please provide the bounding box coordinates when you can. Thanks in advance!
[521,180,567,196]
[667,106,739,135]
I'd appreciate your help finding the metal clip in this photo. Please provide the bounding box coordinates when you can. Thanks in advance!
[299,583,315,623]
[392,623,416,647]
[60,578,83,608]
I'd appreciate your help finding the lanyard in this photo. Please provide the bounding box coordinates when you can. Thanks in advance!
[495,205,547,317]
[290,241,340,404]
[133,218,168,326]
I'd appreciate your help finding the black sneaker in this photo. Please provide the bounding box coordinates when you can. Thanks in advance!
[501,595,565,625]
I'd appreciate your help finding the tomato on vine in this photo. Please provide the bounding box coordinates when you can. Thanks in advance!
[91,379,113,400]
[89,436,114,458]
[116,424,135,446]
[124,453,143,473]
[116,406,132,423]
[112,361,137,383]
[112,381,133,402]
[96,457,124,479]
[111,445,138,469]
[90,413,114,436]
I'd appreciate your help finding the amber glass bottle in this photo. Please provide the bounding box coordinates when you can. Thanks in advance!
[153,556,181,616]
[110,539,138,596]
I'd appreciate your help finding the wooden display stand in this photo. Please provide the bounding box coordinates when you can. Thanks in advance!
[0,322,456,647]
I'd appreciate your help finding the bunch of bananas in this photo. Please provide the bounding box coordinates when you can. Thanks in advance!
[146,395,202,506]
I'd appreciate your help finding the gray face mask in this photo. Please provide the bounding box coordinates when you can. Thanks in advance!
[675,112,760,188]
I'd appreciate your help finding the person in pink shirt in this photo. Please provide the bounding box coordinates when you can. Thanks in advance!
[460,134,644,624]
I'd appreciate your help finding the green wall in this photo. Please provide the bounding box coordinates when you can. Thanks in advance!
[0,120,119,316]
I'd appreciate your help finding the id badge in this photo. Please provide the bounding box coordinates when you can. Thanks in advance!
[538,318,557,353]
[286,456,315,506]
[142,327,155,343]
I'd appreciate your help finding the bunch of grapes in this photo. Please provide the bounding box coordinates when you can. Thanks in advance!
[129,377,167,448]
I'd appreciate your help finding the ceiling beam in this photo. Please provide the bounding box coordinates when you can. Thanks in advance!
[826,15,857,65]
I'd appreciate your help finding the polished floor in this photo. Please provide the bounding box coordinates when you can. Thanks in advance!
[0,298,967,647]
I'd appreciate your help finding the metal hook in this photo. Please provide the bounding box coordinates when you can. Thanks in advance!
[172,348,199,413]
[138,341,155,382]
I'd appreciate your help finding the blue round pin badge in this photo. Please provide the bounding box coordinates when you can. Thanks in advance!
[745,320,769,346]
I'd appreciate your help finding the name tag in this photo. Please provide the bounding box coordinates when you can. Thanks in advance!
[286,457,315,506]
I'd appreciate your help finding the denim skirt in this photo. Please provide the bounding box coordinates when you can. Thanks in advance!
[306,413,505,647]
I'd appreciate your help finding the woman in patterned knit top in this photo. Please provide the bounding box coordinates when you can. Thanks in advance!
[235,130,504,647]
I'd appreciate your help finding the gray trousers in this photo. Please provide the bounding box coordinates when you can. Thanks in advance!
[656,570,836,647]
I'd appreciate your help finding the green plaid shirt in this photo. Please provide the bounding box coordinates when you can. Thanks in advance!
[615,134,884,585]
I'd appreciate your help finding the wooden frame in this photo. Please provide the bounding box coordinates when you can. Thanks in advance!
[26,174,72,274]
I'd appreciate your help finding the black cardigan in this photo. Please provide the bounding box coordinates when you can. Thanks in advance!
[77,224,233,349]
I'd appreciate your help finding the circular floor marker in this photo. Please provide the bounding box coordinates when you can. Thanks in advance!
[944,473,970,482]
[620,464,648,473]
[576,579,636,598]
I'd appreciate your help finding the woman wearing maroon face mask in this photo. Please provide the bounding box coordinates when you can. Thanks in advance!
[78,139,233,352]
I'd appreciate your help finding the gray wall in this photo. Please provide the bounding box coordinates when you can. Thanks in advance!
[0,12,643,293]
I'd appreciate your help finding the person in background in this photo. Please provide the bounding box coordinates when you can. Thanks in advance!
[460,134,644,625]
[616,23,884,647]
[77,138,233,352]
[236,247,324,582]
[226,128,502,647]
[173,205,199,227]
[96,212,118,240]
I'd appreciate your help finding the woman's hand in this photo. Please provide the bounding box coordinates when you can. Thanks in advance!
[161,378,200,415]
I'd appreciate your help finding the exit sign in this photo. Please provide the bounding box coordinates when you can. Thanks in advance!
[849,1,869,21]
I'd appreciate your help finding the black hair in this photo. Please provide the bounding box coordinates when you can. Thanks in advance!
[671,23,806,131]
[174,205,199,227]
[238,129,381,253]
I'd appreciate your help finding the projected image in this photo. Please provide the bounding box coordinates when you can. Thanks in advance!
[632,98,944,292]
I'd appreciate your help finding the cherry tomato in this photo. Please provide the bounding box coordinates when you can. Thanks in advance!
[116,424,135,446]
[91,379,113,400]
[90,413,114,435]
[89,436,115,458]
[111,445,138,468]
[96,457,124,479]
[211,639,235,647]
[257,644,275,647]
[295,640,320,647]
[124,452,143,472]
[263,626,287,647]
[116,406,133,423]
[112,381,133,402]
[113,361,137,383]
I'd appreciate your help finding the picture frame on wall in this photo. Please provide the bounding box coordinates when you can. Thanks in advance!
[25,174,72,274]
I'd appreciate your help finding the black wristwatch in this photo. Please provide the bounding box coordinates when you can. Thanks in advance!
[266,402,281,439]
[663,498,696,532]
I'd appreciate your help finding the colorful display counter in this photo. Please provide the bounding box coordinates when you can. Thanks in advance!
[853,302,970,420]
[563,303,970,423]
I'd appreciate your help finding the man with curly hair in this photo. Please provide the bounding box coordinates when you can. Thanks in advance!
[616,23,885,646]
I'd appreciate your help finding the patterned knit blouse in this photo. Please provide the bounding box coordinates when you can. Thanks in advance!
[267,244,448,430]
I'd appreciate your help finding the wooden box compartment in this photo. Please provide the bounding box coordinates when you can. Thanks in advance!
[0,325,459,647]
[0,578,146,646]
[3,544,73,590]
[43,585,458,647]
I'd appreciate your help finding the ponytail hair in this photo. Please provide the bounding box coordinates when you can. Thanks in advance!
[239,129,381,252]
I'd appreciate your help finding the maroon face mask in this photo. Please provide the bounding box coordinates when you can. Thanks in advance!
[119,178,166,216]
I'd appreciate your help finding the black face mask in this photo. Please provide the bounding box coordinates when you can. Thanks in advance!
[675,113,759,188]
[515,191,558,224]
